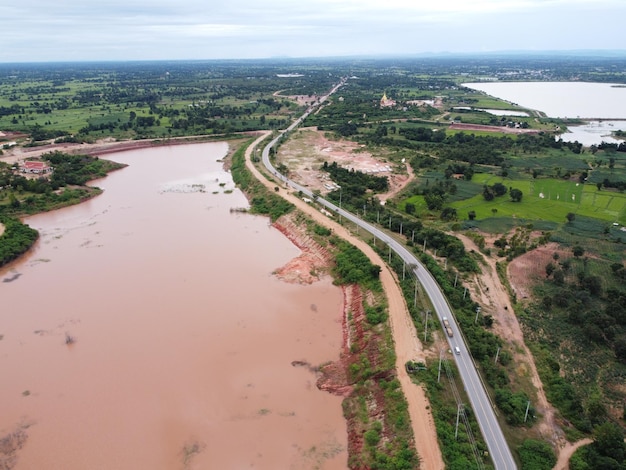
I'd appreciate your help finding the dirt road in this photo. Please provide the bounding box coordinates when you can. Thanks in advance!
[245,132,445,470]
[553,438,592,470]
[454,234,564,444]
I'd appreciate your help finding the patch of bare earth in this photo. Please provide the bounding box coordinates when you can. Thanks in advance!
[507,242,568,301]
[273,214,333,284]
[276,128,413,201]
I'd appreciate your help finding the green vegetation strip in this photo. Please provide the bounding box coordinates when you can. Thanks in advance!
[0,216,39,267]
[229,139,293,221]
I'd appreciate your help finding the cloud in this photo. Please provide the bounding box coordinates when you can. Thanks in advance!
[1,0,624,61]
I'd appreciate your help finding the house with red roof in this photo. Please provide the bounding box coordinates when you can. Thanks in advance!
[19,160,53,175]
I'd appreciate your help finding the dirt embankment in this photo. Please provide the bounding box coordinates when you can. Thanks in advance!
[0,133,262,167]
[244,132,444,470]
[448,122,541,134]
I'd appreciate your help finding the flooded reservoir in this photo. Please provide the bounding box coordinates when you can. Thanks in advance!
[0,142,347,469]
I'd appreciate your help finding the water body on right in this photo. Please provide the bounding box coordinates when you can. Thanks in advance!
[464,81,626,145]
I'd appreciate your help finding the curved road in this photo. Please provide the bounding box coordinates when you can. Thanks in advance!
[258,80,516,470]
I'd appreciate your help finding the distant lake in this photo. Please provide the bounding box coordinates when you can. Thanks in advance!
[463,81,626,145]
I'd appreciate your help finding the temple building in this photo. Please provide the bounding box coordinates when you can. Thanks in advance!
[380,92,396,108]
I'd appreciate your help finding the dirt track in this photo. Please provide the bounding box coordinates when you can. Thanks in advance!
[245,132,445,470]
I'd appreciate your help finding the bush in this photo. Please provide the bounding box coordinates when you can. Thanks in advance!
[518,439,557,470]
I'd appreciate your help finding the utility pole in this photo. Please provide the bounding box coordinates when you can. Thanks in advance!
[424,310,430,342]
[423,238,426,252]
[494,346,501,364]
[388,244,392,264]
[414,279,418,307]
[437,350,443,383]
[454,271,458,287]
[475,306,481,324]
[338,186,342,223]
[400,222,403,235]
[412,230,415,243]
[402,262,406,280]
[524,400,531,423]
[455,404,462,439]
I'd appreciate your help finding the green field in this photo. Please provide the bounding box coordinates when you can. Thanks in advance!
[450,174,626,225]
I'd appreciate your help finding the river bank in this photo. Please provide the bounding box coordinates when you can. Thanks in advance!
[241,132,445,470]
[1,140,348,469]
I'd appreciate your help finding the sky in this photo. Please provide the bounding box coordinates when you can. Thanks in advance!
[2,0,626,63]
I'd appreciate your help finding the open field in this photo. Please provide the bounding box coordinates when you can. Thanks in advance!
[450,174,626,225]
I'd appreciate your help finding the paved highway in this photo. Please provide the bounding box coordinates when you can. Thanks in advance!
[259,80,517,470]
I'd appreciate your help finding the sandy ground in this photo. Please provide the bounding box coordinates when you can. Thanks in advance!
[553,438,592,470]
[246,132,445,470]
[0,223,4,237]
[277,128,411,200]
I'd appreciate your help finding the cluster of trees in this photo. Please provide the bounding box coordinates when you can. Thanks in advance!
[444,163,474,180]
[0,152,125,219]
[536,252,626,433]
[418,179,458,211]
[332,238,382,290]
[573,421,626,470]
[43,151,125,187]
[601,178,626,192]
[493,226,550,260]
[0,216,39,267]
[322,160,389,209]
[482,182,523,202]
[597,141,626,153]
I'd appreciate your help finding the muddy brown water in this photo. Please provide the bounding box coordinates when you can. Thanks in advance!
[0,143,347,469]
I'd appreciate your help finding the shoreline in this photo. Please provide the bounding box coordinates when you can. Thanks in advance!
[242,132,445,470]
[0,132,263,166]
[2,135,443,468]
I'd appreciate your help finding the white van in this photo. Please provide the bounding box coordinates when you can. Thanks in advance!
[454,346,461,355]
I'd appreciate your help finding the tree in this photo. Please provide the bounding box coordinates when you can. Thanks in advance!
[546,262,556,278]
[424,192,445,211]
[553,269,565,285]
[573,245,585,258]
[405,202,415,215]
[440,207,457,221]
[518,439,557,470]
[567,212,576,223]
[482,185,495,201]
[468,210,476,220]
[509,187,523,202]
[593,421,625,463]
[492,182,507,196]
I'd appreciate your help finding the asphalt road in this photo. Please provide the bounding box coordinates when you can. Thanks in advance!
[259,81,517,470]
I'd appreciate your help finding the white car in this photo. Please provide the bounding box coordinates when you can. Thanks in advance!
[454,346,461,355]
